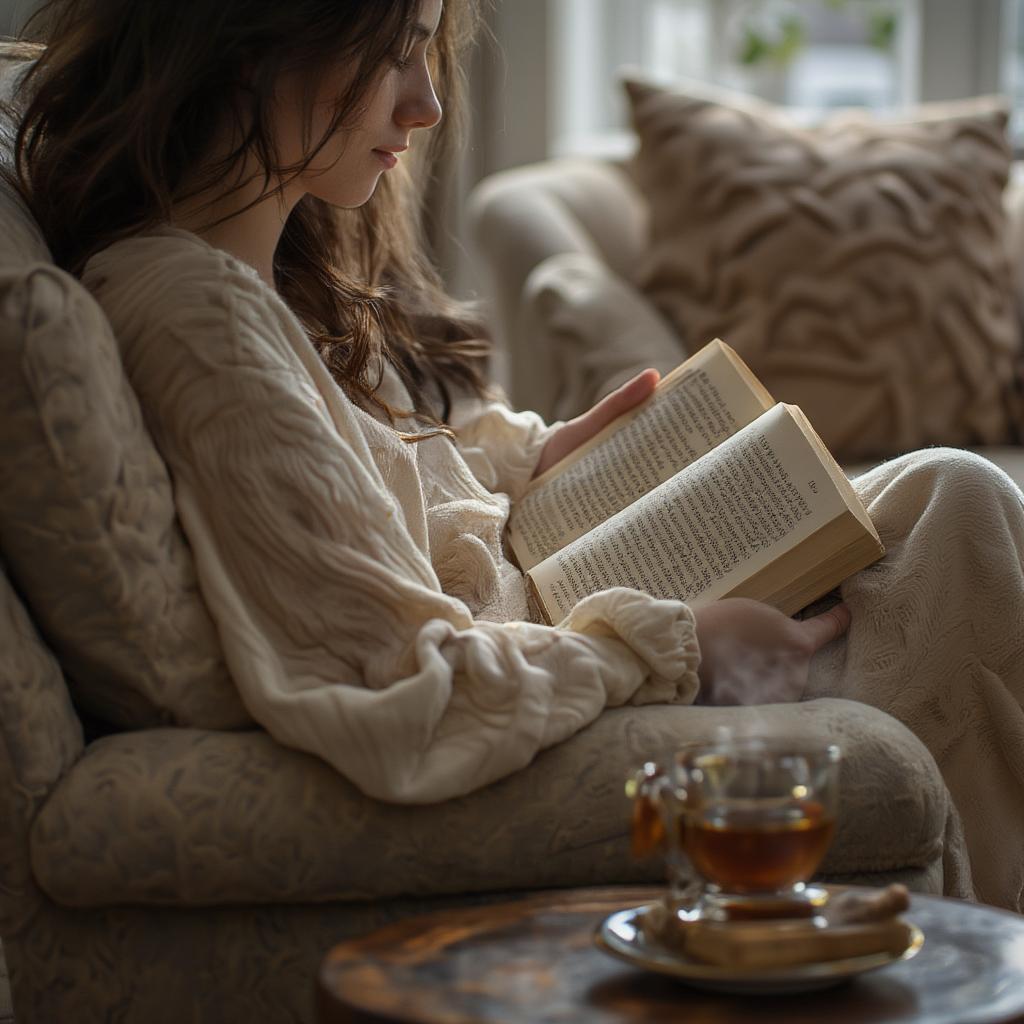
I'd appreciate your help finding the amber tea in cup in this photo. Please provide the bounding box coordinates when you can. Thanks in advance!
[686,796,835,892]
[684,740,840,919]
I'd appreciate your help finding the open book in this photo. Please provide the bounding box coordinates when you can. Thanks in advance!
[509,339,884,625]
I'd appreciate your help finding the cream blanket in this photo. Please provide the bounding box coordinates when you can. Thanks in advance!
[808,448,1024,912]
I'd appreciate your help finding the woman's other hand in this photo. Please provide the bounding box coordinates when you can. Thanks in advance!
[694,598,851,705]
[533,369,660,478]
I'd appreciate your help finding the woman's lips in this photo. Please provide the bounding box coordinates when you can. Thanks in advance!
[374,150,398,169]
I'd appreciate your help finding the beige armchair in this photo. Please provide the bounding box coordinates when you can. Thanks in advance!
[0,58,973,1023]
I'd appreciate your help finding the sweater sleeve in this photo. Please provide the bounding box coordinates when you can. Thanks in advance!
[85,238,701,804]
[448,390,560,502]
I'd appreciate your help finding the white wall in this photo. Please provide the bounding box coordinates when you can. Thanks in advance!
[917,0,1004,99]
[475,0,554,176]
[0,0,40,36]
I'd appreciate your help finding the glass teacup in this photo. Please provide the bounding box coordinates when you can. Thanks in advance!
[684,739,840,920]
[630,738,840,921]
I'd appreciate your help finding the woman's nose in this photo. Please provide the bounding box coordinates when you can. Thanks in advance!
[396,69,442,130]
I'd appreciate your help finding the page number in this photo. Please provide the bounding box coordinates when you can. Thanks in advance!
[808,479,819,494]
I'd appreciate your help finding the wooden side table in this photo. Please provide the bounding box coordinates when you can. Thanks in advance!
[317,886,1024,1024]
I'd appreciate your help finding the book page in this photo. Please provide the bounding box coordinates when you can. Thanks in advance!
[509,340,774,571]
[528,405,848,622]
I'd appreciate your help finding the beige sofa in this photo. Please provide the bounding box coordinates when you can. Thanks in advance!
[467,154,1024,492]
[0,65,977,1024]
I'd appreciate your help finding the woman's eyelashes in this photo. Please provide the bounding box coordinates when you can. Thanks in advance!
[390,33,421,71]
[390,33,435,73]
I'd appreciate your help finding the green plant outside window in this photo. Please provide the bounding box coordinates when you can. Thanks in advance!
[736,0,899,68]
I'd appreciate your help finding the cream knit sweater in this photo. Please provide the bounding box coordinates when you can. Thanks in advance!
[83,228,701,804]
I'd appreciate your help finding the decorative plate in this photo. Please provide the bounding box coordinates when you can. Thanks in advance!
[594,903,924,995]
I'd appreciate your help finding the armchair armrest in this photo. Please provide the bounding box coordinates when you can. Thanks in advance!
[29,700,957,910]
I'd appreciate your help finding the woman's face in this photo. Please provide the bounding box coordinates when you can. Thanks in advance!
[276,0,444,208]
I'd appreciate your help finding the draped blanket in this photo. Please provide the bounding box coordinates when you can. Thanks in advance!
[809,448,1024,911]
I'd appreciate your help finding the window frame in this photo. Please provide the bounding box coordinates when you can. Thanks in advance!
[486,0,1016,168]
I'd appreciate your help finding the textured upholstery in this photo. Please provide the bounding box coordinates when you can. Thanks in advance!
[0,57,249,730]
[0,63,47,275]
[0,176,46,270]
[0,564,82,941]
[30,701,951,909]
[0,541,962,1022]
[0,263,251,729]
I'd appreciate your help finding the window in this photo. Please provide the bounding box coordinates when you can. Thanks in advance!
[550,0,1017,158]
[1006,0,1024,146]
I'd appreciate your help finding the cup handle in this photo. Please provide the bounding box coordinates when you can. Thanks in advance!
[627,763,673,859]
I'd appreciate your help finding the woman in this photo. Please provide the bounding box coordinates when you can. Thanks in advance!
[9,0,1024,910]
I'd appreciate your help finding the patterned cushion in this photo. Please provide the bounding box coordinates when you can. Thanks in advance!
[0,262,252,729]
[624,77,1023,461]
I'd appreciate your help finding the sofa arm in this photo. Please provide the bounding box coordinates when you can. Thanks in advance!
[520,251,684,420]
[468,158,649,282]
[468,158,654,414]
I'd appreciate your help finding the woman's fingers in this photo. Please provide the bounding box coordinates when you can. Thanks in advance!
[586,369,660,434]
[798,603,852,653]
[694,598,851,706]
[533,368,660,477]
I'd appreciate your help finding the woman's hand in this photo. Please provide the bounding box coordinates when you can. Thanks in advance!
[533,369,660,478]
[693,598,851,706]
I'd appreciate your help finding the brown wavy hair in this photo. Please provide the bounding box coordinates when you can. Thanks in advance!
[9,0,489,427]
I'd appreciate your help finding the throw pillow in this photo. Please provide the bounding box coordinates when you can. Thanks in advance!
[623,76,1022,461]
[0,262,253,729]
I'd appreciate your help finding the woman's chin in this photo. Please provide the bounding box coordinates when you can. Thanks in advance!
[313,178,382,211]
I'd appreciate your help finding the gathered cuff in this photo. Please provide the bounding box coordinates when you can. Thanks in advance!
[450,394,561,502]
[560,587,701,706]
